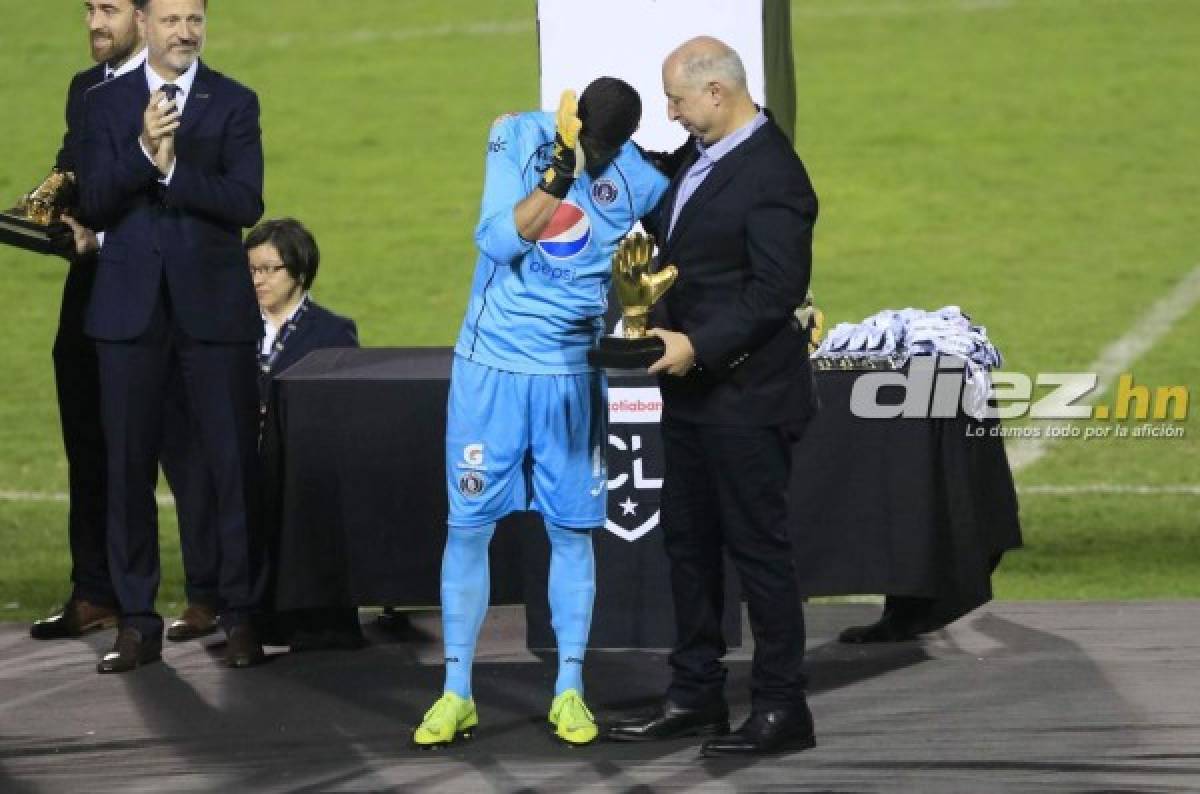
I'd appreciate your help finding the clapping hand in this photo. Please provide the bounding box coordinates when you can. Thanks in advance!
[141,89,180,176]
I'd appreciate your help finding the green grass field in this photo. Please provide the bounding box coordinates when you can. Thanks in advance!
[1,0,1197,621]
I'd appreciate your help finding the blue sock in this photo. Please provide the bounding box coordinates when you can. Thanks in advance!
[440,523,495,700]
[546,522,596,696]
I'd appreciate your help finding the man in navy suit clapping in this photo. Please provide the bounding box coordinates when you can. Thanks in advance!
[78,0,266,673]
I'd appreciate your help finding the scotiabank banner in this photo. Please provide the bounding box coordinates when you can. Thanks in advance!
[609,387,663,424]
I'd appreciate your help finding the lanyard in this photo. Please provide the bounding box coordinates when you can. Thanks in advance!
[258,297,310,444]
[259,296,310,378]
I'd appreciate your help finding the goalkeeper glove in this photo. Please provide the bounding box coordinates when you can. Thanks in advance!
[539,90,584,199]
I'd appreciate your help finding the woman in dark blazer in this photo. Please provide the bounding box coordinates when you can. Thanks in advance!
[247,218,361,651]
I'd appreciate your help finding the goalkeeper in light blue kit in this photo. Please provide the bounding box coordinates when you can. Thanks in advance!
[412,78,668,747]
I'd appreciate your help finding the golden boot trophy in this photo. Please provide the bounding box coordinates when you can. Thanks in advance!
[587,232,678,369]
[1,168,78,255]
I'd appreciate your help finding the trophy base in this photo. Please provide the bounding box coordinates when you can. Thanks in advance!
[0,212,54,255]
[587,335,665,370]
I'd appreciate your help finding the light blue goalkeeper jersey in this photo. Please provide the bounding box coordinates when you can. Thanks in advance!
[454,112,669,375]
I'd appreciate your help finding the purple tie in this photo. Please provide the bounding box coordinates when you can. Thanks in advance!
[161,83,180,101]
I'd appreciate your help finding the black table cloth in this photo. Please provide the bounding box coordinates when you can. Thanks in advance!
[266,348,1021,648]
[790,368,1022,626]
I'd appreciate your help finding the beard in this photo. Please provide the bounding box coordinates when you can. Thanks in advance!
[159,42,201,73]
[91,31,136,66]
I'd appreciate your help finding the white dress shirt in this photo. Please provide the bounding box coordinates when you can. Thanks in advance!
[261,295,309,357]
[105,47,147,81]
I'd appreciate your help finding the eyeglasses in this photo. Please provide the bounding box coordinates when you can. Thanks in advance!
[249,263,288,277]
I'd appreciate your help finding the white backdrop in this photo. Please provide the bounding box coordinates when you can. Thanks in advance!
[537,0,766,152]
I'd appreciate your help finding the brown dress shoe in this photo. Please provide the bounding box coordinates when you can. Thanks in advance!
[97,627,162,674]
[31,599,118,640]
[166,604,219,642]
[225,624,265,668]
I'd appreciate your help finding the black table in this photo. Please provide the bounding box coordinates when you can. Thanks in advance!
[790,364,1022,626]
[267,348,1021,648]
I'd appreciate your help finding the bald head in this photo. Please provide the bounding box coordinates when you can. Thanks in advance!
[662,36,758,145]
[664,36,748,94]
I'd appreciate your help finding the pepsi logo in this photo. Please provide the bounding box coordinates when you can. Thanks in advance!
[537,201,591,260]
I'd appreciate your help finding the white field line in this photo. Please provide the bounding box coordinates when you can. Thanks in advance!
[1017,484,1200,496]
[1007,264,1200,472]
[0,490,175,506]
[207,20,530,51]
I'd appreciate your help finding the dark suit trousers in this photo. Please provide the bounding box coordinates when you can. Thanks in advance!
[52,260,115,607]
[96,283,264,637]
[661,418,808,711]
[161,368,220,609]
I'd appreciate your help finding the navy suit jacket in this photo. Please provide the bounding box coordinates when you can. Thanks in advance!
[56,63,106,174]
[259,301,358,403]
[78,61,264,343]
[651,118,819,428]
[53,64,107,342]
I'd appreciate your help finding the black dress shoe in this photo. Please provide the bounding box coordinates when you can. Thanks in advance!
[225,624,265,668]
[701,706,815,757]
[97,627,162,674]
[606,699,730,742]
[31,599,118,640]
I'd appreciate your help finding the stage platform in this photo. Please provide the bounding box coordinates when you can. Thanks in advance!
[1,602,1198,792]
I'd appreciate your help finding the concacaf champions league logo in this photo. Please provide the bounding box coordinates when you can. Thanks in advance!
[604,388,664,542]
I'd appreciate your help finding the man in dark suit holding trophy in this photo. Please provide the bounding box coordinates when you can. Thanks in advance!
[78,0,267,672]
[608,36,819,757]
[29,0,147,641]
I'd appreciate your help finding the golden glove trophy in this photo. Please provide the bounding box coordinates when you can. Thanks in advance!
[587,232,678,369]
[794,290,825,354]
[1,168,78,255]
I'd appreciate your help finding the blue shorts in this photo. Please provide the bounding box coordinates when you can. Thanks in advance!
[446,356,607,529]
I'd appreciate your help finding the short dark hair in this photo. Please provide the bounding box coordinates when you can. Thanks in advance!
[244,218,320,289]
[577,77,642,154]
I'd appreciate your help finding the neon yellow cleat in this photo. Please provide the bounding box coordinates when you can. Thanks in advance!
[548,689,598,746]
[411,692,478,748]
